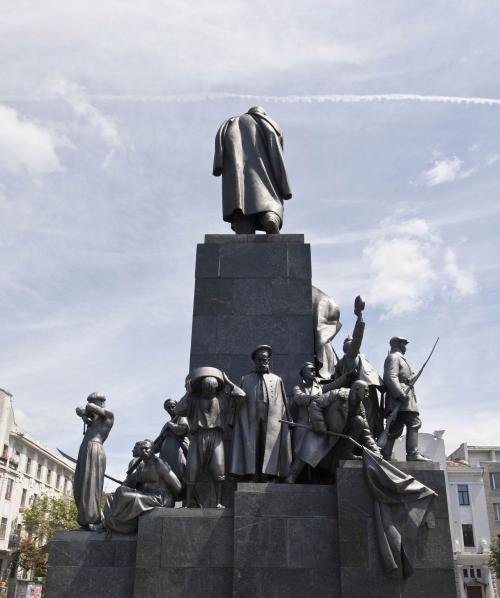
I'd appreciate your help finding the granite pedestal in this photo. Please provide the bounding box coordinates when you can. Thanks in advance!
[46,463,456,598]
[190,234,314,393]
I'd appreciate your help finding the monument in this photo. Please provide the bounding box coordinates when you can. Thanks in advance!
[46,108,456,598]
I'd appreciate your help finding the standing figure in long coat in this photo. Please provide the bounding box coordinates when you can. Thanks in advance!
[229,345,292,481]
[213,107,292,234]
[74,392,114,529]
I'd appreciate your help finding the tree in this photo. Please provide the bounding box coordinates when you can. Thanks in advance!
[16,495,78,579]
[489,534,500,579]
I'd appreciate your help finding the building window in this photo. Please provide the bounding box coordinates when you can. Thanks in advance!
[21,489,27,507]
[476,569,482,578]
[463,568,469,578]
[5,478,13,501]
[1,445,8,462]
[36,463,42,479]
[462,524,475,547]
[0,518,7,540]
[9,451,20,470]
[494,503,500,521]
[56,474,62,489]
[491,472,500,490]
[26,457,32,475]
[458,484,470,506]
[46,469,52,485]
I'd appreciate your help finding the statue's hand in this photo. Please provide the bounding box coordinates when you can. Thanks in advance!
[76,407,85,417]
[354,295,365,317]
[222,371,233,387]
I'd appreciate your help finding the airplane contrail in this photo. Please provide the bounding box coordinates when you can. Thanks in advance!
[2,92,500,106]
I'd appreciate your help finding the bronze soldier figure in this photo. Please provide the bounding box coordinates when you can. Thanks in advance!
[153,399,189,487]
[382,337,431,462]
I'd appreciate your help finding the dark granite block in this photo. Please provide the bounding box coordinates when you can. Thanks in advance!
[204,234,304,245]
[288,516,338,568]
[136,511,163,568]
[414,517,454,569]
[166,567,233,598]
[338,517,368,567]
[132,566,160,598]
[219,244,287,278]
[234,567,312,598]
[287,244,311,279]
[340,567,402,598]
[160,510,233,568]
[46,565,135,598]
[232,278,273,315]
[216,315,288,354]
[195,244,220,278]
[234,516,287,568]
[193,278,234,316]
[336,465,375,517]
[234,484,336,518]
[403,568,457,598]
[271,278,312,315]
[288,315,314,354]
[190,315,217,355]
[113,540,138,567]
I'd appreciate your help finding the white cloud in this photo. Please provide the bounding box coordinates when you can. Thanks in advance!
[363,218,478,316]
[0,104,61,176]
[46,77,128,164]
[444,248,478,296]
[418,153,477,187]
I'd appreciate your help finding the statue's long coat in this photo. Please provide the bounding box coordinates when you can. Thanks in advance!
[213,109,292,231]
[229,372,292,477]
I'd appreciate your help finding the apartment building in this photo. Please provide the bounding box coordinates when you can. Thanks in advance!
[0,388,75,580]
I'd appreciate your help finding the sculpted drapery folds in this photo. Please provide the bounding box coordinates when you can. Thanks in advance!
[73,392,114,529]
[213,107,292,234]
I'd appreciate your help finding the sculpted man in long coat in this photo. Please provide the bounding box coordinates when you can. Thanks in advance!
[213,107,292,234]
[229,345,292,480]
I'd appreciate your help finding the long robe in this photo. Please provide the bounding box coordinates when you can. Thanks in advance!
[213,108,292,231]
[229,372,292,477]
[73,440,105,527]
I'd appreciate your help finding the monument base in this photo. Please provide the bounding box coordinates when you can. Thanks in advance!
[46,463,455,598]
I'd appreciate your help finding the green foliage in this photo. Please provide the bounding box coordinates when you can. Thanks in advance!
[17,495,77,579]
[489,534,500,578]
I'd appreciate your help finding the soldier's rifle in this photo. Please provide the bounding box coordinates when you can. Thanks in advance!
[377,337,439,450]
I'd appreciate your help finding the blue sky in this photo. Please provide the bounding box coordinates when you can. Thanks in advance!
[1,1,499,483]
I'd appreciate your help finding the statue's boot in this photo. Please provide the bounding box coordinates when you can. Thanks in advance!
[260,211,281,234]
[381,437,396,461]
[285,458,306,484]
[215,481,225,509]
[406,428,431,462]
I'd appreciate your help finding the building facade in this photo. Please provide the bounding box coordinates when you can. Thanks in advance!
[0,388,75,580]
[394,434,499,598]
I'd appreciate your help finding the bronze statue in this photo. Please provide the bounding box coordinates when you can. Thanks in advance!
[103,439,181,533]
[73,392,114,529]
[334,296,383,438]
[175,367,244,508]
[229,345,292,481]
[286,362,354,483]
[153,399,189,487]
[213,107,292,234]
[382,337,431,462]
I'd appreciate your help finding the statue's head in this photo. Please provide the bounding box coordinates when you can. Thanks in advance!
[343,336,354,355]
[201,376,219,398]
[350,380,369,402]
[132,441,142,458]
[247,106,266,116]
[389,336,409,354]
[164,398,177,416]
[251,345,272,374]
[138,439,154,461]
[300,362,316,382]
[87,392,106,406]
